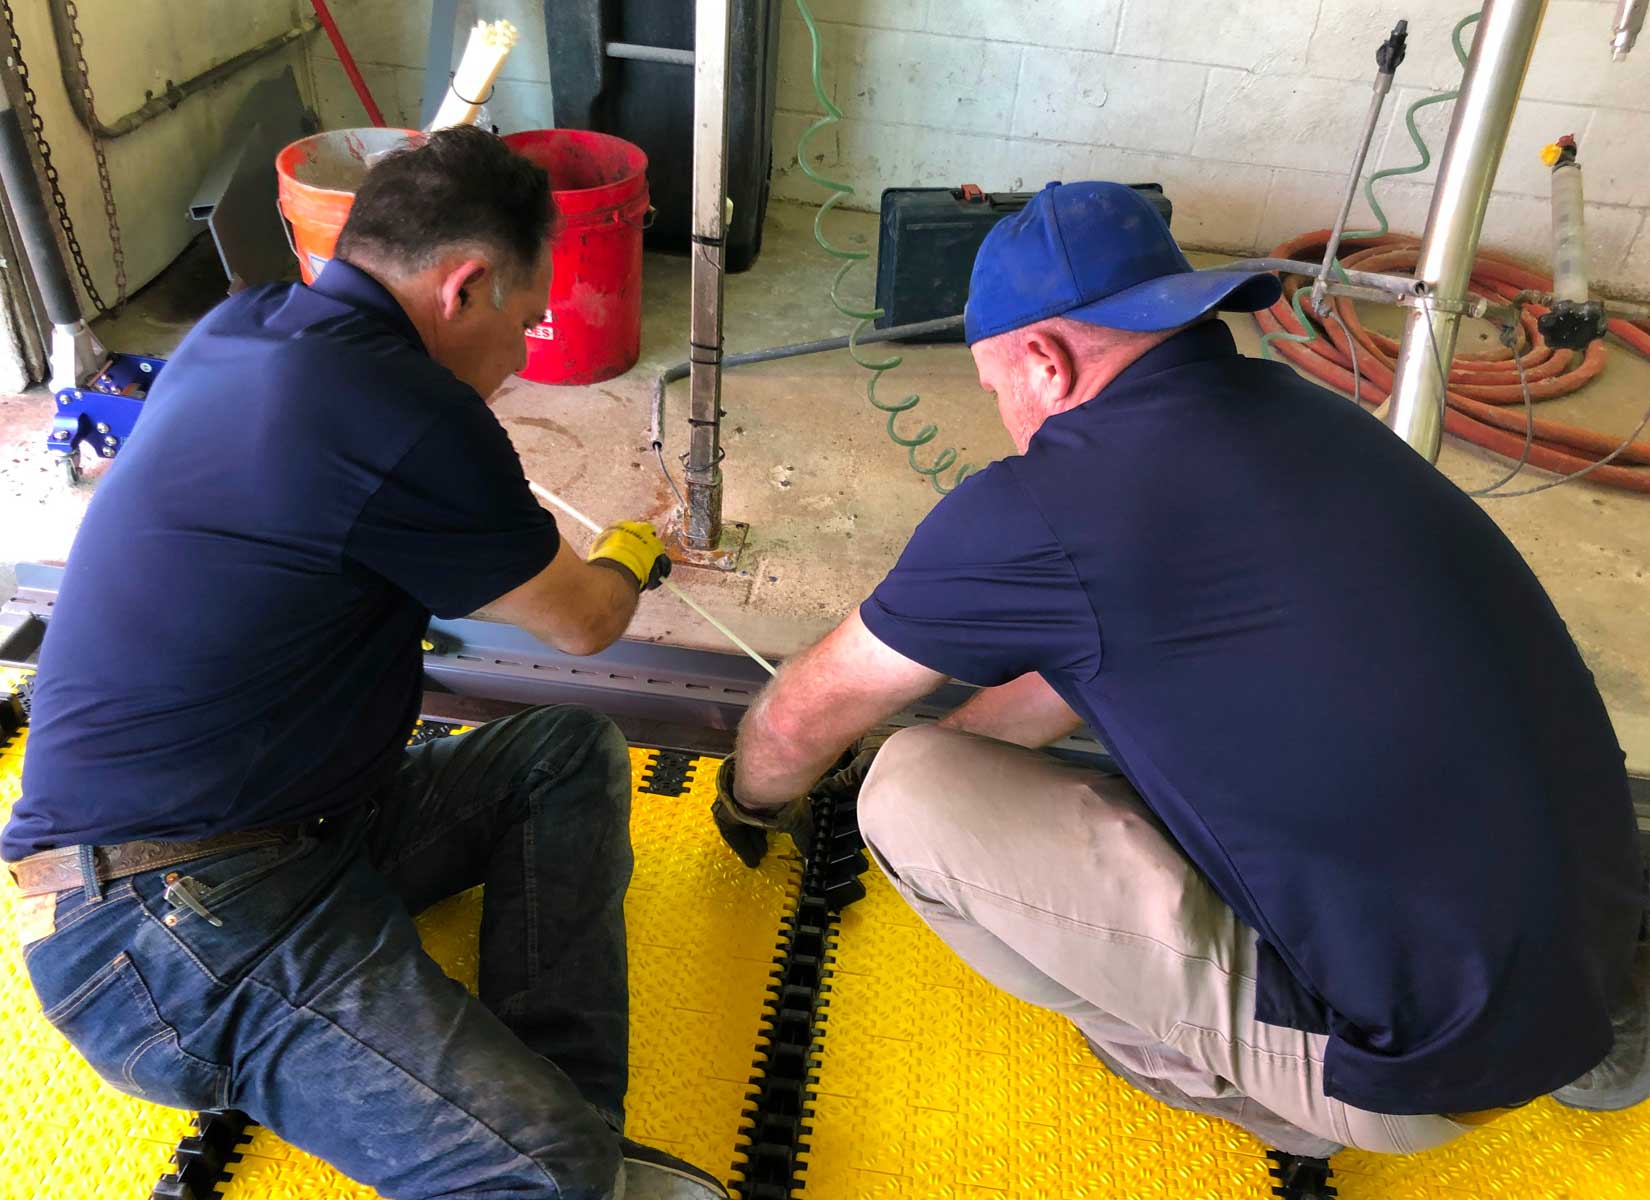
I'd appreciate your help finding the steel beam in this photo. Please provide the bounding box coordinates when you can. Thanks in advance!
[6,562,1644,854]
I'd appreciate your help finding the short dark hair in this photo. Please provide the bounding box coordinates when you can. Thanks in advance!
[336,125,553,285]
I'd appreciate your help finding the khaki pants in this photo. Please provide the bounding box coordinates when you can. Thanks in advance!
[857,724,1473,1156]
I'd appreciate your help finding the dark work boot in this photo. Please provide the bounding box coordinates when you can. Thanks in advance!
[1554,933,1650,1113]
[618,1139,731,1199]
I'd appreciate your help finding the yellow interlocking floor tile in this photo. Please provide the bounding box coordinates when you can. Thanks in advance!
[799,864,1271,1200]
[4,710,1649,1200]
[0,726,196,1200]
[215,748,797,1198]
[800,855,1650,1200]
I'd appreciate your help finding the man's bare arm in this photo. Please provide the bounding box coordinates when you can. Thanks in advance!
[477,540,640,656]
[734,611,944,810]
[938,671,1084,748]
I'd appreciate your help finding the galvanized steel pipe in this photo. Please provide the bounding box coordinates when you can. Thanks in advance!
[1613,0,1648,59]
[684,0,733,550]
[1385,0,1548,462]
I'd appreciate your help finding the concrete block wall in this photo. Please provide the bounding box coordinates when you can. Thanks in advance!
[772,0,1650,294]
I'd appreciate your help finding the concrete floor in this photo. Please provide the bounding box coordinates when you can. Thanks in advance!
[2,201,1648,769]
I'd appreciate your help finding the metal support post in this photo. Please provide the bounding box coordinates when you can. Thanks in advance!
[0,72,101,393]
[1613,0,1648,59]
[1384,0,1547,462]
[418,0,462,127]
[683,0,734,556]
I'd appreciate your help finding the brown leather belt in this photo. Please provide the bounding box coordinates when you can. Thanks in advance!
[6,825,306,898]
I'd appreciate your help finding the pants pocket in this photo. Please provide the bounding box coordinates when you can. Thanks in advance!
[43,951,227,1109]
[151,823,357,985]
[183,835,321,910]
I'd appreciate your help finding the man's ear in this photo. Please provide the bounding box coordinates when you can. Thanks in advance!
[436,259,490,321]
[1022,330,1076,404]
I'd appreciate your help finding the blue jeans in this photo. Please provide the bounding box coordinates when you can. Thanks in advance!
[23,705,634,1199]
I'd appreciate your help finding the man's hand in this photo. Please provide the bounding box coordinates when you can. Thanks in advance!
[812,732,889,802]
[711,734,890,868]
[588,521,672,591]
[710,753,815,868]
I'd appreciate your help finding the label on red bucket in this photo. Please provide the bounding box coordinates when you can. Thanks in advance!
[526,307,555,342]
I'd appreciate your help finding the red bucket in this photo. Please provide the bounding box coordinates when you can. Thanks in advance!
[505,130,650,386]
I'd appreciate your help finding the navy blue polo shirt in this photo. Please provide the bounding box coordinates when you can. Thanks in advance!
[861,320,1644,1116]
[4,262,558,860]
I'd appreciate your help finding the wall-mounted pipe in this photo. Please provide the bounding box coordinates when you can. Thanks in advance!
[49,5,317,140]
[607,42,694,67]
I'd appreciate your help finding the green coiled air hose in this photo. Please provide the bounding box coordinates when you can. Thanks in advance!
[791,0,974,495]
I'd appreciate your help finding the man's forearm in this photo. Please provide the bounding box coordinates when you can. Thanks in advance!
[476,547,640,656]
[731,612,946,811]
[732,662,854,810]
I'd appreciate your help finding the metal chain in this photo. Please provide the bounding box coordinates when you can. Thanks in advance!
[0,0,125,315]
[61,0,124,308]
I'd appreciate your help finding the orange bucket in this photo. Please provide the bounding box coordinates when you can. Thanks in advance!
[276,128,418,283]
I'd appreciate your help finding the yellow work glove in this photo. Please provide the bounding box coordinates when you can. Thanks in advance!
[587,521,672,591]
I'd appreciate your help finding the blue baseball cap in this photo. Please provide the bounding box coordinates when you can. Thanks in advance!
[963,181,1283,345]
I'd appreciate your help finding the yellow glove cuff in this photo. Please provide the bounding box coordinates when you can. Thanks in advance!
[588,520,671,591]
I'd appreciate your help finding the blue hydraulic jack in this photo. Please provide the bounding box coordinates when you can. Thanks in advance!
[47,353,166,484]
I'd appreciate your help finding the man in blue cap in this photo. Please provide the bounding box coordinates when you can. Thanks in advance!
[713,182,1647,1156]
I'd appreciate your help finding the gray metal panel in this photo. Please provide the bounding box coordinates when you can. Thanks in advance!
[419,0,462,129]
[186,67,311,289]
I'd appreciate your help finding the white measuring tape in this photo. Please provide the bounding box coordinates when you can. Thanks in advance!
[527,481,778,676]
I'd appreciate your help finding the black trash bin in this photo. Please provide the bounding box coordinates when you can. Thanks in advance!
[546,0,783,274]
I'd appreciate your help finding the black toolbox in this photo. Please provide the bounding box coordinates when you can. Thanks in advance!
[873,183,1173,342]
